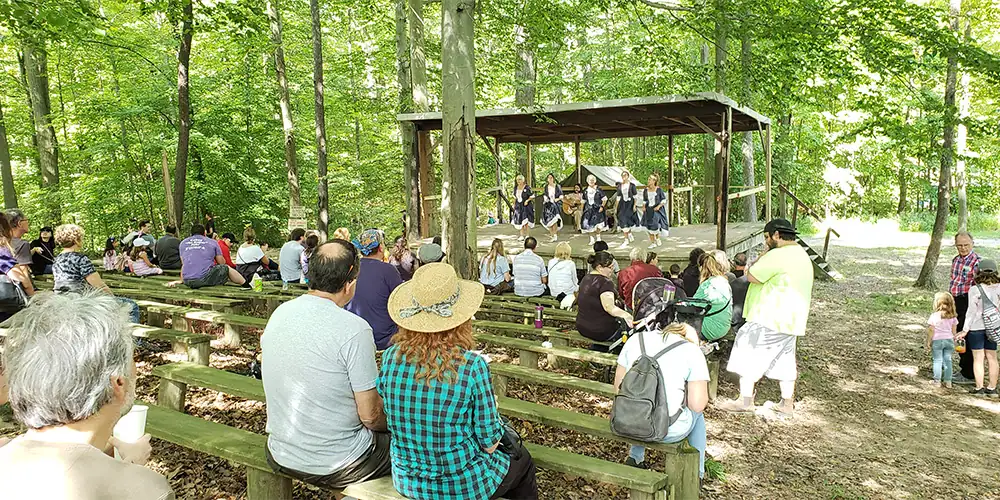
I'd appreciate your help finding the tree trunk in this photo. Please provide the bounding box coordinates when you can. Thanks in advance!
[174,0,193,228]
[268,0,301,209]
[440,0,477,279]
[739,26,757,222]
[409,0,429,113]
[897,164,907,214]
[915,0,960,290]
[710,0,727,225]
[514,25,535,182]
[699,43,715,223]
[955,18,971,232]
[396,0,421,241]
[311,0,329,241]
[17,52,41,173]
[0,101,17,209]
[22,42,60,219]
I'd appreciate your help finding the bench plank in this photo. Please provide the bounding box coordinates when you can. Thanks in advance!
[489,363,616,398]
[476,333,616,365]
[525,442,670,494]
[153,363,265,402]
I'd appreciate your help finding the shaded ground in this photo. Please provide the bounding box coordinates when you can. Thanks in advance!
[4,228,1000,499]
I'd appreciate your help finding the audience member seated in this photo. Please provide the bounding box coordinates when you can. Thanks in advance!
[128,239,163,277]
[380,263,538,500]
[576,251,633,348]
[547,242,579,302]
[668,264,688,299]
[103,237,127,272]
[729,268,750,332]
[178,224,246,289]
[128,220,157,248]
[218,232,237,268]
[0,292,174,499]
[333,227,351,241]
[729,252,747,279]
[52,224,138,323]
[694,249,733,341]
[154,226,182,270]
[614,321,708,476]
[480,238,513,295]
[262,240,391,489]
[301,234,319,283]
[28,226,55,275]
[645,251,659,267]
[513,237,548,298]
[619,247,664,310]
[234,227,277,282]
[279,228,306,285]
[346,229,404,350]
[416,242,445,266]
[389,236,417,281]
[592,240,620,274]
[681,248,705,297]
[7,209,35,294]
[0,213,34,321]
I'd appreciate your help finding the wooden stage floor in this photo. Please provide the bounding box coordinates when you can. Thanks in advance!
[467,222,765,267]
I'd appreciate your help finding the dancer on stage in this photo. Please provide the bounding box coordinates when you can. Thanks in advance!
[616,170,640,249]
[512,175,536,241]
[582,174,607,246]
[541,173,564,242]
[641,173,670,248]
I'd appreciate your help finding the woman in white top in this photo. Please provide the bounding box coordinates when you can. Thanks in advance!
[615,171,640,249]
[512,175,536,241]
[581,174,607,246]
[640,173,670,248]
[547,242,579,301]
[541,173,564,242]
[234,227,274,282]
[957,260,1000,395]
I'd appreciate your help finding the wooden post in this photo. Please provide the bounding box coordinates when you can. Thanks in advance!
[765,124,772,221]
[519,350,539,368]
[526,141,533,183]
[667,135,675,226]
[221,308,243,348]
[188,342,210,366]
[171,314,189,333]
[417,130,432,237]
[547,337,567,368]
[574,137,581,184]
[778,189,787,219]
[663,447,701,500]
[494,138,503,222]
[707,358,720,402]
[686,189,694,225]
[247,468,293,500]
[823,228,832,260]
[157,379,187,413]
[147,311,164,327]
[493,374,509,397]
[716,108,732,250]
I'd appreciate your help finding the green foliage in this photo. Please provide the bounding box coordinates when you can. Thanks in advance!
[705,457,726,482]
[897,211,1000,234]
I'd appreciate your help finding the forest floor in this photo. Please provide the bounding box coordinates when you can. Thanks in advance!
[4,223,1000,499]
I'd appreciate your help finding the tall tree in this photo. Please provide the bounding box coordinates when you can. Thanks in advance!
[955,19,971,232]
[0,101,17,209]
[440,0,477,279]
[22,43,60,215]
[739,15,757,222]
[267,0,302,209]
[514,25,536,182]
[396,0,421,241]
[173,0,193,227]
[311,0,329,240]
[710,0,728,225]
[409,0,429,113]
[915,0,961,290]
[700,43,715,223]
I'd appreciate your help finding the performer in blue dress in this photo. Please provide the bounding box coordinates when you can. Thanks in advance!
[641,173,670,248]
[615,170,640,249]
[541,173,564,242]
[512,175,535,241]
[581,174,607,246]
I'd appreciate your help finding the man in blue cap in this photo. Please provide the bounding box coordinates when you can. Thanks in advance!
[346,229,404,350]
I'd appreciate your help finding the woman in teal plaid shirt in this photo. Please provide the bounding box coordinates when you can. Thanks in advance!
[380,263,538,499]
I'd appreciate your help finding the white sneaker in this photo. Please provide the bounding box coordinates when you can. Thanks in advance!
[628,233,635,242]
[618,241,630,249]
[649,241,658,248]
[655,238,663,247]
[589,236,596,246]
[518,235,525,242]
[550,235,558,242]
[596,235,602,242]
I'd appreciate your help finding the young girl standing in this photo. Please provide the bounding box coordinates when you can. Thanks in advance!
[927,292,958,388]
[958,259,1000,397]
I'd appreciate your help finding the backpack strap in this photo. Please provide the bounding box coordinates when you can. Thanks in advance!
[646,337,692,426]
[650,339,687,361]
[704,299,732,318]
[978,284,997,309]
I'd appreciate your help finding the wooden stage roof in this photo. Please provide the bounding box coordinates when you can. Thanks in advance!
[397,92,771,144]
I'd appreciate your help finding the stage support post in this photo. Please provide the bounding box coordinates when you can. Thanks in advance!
[417,130,433,237]
[668,135,675,226]
[716,108,733,250]
[765,124,773,221]
[575,137,581,184]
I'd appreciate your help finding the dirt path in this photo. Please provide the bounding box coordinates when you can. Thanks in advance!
[706,242,1000,499]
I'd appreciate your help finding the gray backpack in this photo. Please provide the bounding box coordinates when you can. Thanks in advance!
[610,334,685,442]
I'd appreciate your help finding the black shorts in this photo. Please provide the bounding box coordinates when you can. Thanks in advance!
[266,431,392,490]
[183,264,230,289]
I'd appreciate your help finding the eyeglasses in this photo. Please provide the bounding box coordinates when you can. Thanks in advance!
[956,244,972,249]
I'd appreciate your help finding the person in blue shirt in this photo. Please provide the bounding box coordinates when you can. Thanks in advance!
[479,238,513,295]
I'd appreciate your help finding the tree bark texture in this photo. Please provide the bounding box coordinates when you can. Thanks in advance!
[173,0,193,227]
[897,164,907,214]
[311,0,329,241]
[441,0,477,279]
[395,0,421,241]
[514,25,536,182]
[711,0,727,225]
[700,43,715,223]
[409,0,429,112]
[740,26,757,222]
[22,43,60,191]
[268,0,302,209]
[0,101,17,209]
[915,0,960,289]
[955,19,971,232]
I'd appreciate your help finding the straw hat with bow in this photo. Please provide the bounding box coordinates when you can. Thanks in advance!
[388,263,484,332]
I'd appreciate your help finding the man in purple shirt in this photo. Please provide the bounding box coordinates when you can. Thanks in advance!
[346,229,403,350]
[179,224,247,289]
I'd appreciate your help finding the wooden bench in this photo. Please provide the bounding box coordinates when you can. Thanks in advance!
[134,300,267,347]
[474,320,608,368]
[151,362,689,499]
[482,294,562,308]
[147,363,672,500]
[480,299,578,319]
[476,332,616,368]
[489,362,617,398]
[0,324,212,365]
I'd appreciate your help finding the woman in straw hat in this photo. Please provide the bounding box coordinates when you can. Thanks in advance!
[379,263,538,500]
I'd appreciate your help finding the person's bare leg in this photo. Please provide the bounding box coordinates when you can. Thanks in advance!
[988,350,999,389]
[974,349,986,389]
[777,380,796,414]
[719,377,756,412]
[228,267,247,286]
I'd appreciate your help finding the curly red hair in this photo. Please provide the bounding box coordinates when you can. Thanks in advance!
[391,320,476,385]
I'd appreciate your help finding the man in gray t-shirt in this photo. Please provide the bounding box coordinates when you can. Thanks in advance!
[279,228,306,283]
[513,237,548,297]
[262,240,391,489]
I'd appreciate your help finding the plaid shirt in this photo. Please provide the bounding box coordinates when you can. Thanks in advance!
[950,251,981,296]
[378,348,508,500]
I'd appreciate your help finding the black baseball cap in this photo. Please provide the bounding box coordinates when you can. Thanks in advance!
[764,218,798,235]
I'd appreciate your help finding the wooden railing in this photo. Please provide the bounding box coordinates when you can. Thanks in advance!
[777,184,840,259]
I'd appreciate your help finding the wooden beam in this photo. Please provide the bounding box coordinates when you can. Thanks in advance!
[765,124,773,220]
[417,130,432,237]
[727,185,765,200]
[716,108,732,250]
[526,141,534,184]
[575,137,581,184]
[667,135,675,226]
[615,120,655,132]
[688,116,724,142]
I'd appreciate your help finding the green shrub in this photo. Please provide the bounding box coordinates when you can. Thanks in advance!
[896,211,1000,234]
[705,458,726,482]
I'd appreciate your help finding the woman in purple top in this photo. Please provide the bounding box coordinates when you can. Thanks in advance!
[346,229,404,350]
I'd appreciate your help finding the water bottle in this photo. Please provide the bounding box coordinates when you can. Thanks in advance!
[251,273,263,293]
[662,281,676,303]
[534,305,544,329]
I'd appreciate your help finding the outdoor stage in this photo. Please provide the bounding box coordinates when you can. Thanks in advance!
[467,222,765,269]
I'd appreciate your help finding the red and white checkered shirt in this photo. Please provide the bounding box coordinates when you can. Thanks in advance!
[950,251,980,296]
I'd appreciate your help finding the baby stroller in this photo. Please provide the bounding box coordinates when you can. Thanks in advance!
[614,277,718,355]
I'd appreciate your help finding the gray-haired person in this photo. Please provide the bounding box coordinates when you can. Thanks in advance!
[0,292,174,499]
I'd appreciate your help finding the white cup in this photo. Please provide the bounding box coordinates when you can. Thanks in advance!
[112,405,148,460]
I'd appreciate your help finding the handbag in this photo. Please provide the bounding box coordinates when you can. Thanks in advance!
[497,416,523,460]
[0,275,28,313]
